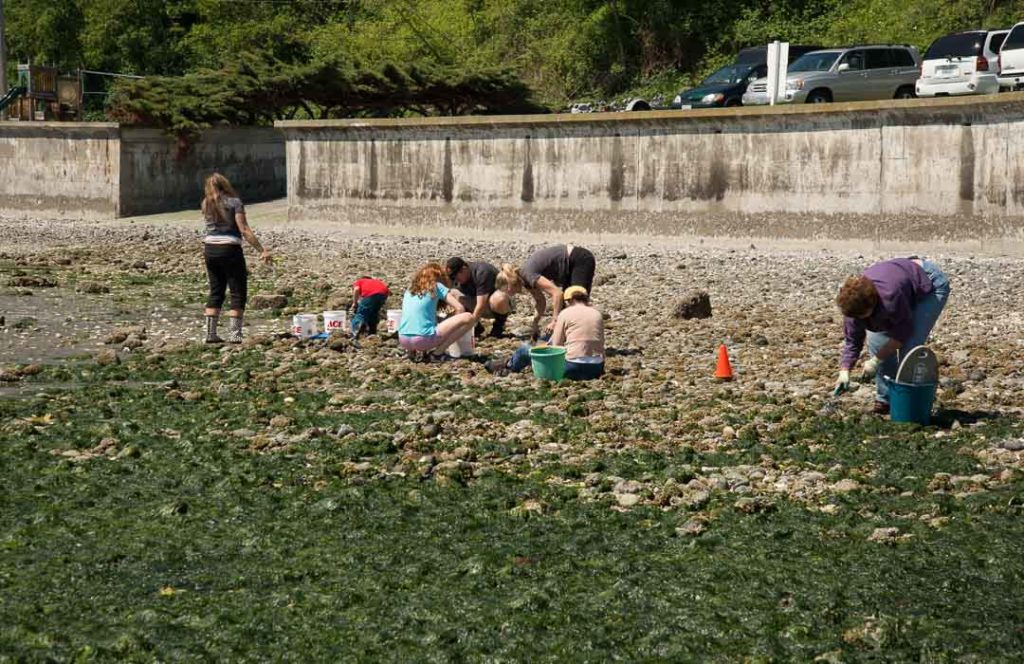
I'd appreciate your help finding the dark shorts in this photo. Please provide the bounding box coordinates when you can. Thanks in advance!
[204,244,247,310]
[566,247,596,294]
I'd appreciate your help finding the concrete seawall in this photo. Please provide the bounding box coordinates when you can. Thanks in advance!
[277,95,1024,242]
[0,124,284,219]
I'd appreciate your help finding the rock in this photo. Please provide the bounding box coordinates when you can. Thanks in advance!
[336,424,355,437]
[615,493,642,507]
[672,290,712,320]
[250,294,289,310]
[95,350,119,366]
[132,260,149,270]
[122,335,144,350]
[269,415,292,429]
[681,490,710,509]
[420,423,442,438]
[999,439,1024,451]
[676,519,705,536]
[867,527,904,544]
[76,281,110,294]
[968,370,987,382]
[324,292,352,310]
[722,425,736,441]
[0,369,22,382]
[831,479,860,493]
[8,276,56,288]
[104,329,130,345]
[327,335,352,352]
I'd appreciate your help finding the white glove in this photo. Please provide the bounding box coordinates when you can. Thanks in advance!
[861,356,880,381]
[834,370,851,394]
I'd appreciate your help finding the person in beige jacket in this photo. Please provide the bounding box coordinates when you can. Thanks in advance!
[485,286,605,380]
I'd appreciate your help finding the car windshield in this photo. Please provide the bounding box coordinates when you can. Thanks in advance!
[788,52,840,72]
[925,33,984,59]
[702,65,752,85]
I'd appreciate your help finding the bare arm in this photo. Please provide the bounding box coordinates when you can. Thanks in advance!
[445,290,468,314]
[351,285,361,312]
[534,276,563,329]
[236,213,271,264]
[472,294,488,319]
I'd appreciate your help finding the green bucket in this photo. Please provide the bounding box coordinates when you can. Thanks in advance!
[530,346,567,381]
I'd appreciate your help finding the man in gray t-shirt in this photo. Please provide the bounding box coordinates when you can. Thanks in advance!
[519,244,596,336]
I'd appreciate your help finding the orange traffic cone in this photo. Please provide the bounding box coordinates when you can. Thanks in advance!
[715,344,734,381]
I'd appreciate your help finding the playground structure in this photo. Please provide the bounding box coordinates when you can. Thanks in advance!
[0,64,82,121]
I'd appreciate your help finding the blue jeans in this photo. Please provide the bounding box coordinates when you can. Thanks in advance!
[508,344,605,381]
[868,260,950,403]
[351,294,387,335]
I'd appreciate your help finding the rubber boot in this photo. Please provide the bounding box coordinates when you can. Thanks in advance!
[489,314,508,338]
[205,315,224,344]
[226,315,244,344]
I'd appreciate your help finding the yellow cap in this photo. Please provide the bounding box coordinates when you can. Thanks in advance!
[563,286,588,302]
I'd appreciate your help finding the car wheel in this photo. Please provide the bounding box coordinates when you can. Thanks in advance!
[806,90,831,104]
[894,86,916,100]
[724,98,742,107]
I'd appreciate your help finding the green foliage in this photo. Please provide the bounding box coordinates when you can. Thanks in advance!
[7,0,1024,109]
[106,54,541,137]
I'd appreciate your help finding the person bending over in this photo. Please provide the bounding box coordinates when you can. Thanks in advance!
[835,257,951,414]
[519,244,596,338]
[486,286,605,380]
[446,257,514,338]
[200,173,271,344]
[350,276,390,338]
[398,262,477,360]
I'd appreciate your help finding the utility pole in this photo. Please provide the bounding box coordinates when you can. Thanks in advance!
[0,0,7,120]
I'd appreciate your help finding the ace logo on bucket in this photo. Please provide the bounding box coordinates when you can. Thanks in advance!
[323,311,347,332]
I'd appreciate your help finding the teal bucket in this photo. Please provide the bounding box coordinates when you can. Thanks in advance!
[530,346,566,381]
[886,378,937,425]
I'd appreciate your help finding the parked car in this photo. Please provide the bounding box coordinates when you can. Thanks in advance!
[742,45,921,105]
[916,30,1006,97]
[671,45,823,109]
[997,22,1024,90]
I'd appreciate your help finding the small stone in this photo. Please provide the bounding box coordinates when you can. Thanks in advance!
[335,424,355,437]
[95,350,119,366]
[722,425,736,441]
[421,423,441,438]
[1000,439,1024,451]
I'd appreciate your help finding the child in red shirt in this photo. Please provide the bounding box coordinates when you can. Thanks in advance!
[350,276,390,338]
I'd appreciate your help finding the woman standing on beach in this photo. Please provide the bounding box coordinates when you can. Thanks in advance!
[201,173,272,344]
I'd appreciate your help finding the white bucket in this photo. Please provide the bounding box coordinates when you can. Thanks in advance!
[447,329,476,358]
[386,309,402,334]
[323,310,348,334]
[291,314,318,339]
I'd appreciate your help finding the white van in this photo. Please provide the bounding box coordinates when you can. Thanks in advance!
[916,30,1006,97]
[998,22,1024,90]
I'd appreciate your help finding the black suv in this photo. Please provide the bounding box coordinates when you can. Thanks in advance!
[670,45,824,109]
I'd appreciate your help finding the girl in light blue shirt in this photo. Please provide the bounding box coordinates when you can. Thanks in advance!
[398,262,477,358]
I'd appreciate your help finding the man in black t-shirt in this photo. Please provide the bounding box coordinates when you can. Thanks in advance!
[446,257,512,338]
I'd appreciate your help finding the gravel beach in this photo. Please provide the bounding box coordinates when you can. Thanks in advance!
[2,207,1023,506]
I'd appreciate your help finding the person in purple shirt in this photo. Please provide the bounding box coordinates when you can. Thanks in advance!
[835,257,951,414]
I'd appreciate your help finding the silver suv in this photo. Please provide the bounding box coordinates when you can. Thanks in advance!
[742,45,922,105]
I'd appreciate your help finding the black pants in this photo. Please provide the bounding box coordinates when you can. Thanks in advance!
[204,244,247,311]
[565,246,596,294]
